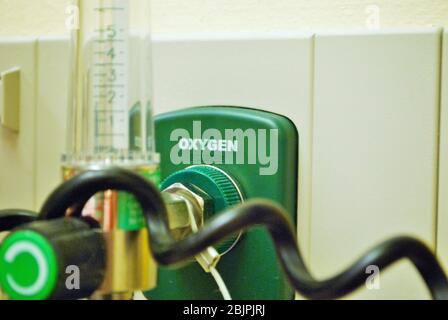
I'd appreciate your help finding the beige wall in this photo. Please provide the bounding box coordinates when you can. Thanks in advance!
[0,0,447,36]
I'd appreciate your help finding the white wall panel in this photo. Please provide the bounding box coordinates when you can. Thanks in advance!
[35,37,70,207]
[437,31,448,270]
[0,38,36,209]
[311,29,442,299]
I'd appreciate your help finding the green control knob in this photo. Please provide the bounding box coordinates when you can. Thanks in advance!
[0,218,106,300]
[161,165,243,253]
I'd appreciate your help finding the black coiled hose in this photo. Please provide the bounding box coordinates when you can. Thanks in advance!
[0,210,37,232]
[35,168,448,300]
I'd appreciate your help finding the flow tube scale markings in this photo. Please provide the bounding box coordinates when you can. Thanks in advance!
[92,1,130,152]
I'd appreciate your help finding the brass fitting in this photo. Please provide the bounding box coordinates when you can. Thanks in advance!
[95,228,157,297]
[93,183,219,300]
[0,232,8,300]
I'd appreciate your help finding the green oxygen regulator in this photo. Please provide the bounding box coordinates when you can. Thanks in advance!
[147,106,298,300]
[1,106,448,301]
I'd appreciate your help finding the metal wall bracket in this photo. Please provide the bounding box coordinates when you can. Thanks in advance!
[0,67,21,132]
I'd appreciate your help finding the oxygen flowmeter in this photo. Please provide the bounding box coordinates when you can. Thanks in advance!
[63,0,158,299]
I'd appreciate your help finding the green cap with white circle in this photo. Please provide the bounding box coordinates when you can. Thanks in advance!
[0,230,58,300]
[0,218,107,300]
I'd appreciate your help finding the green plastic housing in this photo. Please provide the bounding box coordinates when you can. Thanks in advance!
[145,106,298,300]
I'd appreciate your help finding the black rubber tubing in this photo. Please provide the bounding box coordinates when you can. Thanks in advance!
[37,168,448,300]
[0,210,37,232]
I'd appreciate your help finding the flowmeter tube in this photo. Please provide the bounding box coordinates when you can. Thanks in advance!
[66,0,155,167]
[64,0,158,298]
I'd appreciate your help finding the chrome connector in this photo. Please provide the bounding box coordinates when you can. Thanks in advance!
[162,183,220,272]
